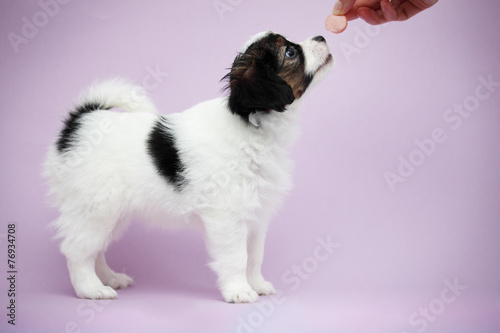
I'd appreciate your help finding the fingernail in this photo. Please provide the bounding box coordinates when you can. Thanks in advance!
[423,0,438,5]
[333,1,344,15]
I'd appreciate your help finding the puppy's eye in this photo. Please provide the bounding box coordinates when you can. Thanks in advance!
[285,48,296,58]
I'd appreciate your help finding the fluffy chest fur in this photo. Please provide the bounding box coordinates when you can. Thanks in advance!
[163,97,298,219]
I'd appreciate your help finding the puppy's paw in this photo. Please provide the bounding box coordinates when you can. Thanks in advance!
[76,285,118,300]
[222,285,259,303]
[102,272,134,290]
[249,279,276,296]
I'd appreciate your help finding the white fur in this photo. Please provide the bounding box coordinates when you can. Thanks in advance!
[43,33,333,302]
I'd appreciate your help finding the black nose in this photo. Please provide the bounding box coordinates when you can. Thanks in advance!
[313,36,326,43]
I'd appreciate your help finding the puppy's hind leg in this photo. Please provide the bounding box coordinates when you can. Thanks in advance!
[58,213,118,300]
[96,252,133,290]
[95,218,134,290]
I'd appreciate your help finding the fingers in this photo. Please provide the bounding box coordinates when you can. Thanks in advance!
[334,0,438,26]
[356,0,393,25]
[334,0,384,21]
[396,0,439,21]
[356,7,383,25]
[381,0,398,21]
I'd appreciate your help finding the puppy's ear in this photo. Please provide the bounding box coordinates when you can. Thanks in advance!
[223,49,295,122]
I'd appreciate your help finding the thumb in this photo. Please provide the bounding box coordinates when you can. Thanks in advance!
[332,0,357,15]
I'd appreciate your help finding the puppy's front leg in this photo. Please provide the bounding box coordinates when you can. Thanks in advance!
[247,222,276,296]
[203,215,258,303]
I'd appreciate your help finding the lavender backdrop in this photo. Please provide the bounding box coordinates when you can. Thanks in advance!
[1,0,499,332]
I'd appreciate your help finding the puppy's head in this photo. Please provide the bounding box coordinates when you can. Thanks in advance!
[224,31,333,123]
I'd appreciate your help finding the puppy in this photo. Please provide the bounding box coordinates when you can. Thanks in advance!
[44,31,333,303]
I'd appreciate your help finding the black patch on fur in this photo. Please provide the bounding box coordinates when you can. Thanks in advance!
[147,118,186,190]
[222,33,295,123]
[57,102,110,153]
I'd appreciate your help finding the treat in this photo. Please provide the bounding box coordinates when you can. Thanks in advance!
[325,14,347,33]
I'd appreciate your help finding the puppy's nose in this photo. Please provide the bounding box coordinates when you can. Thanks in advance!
[312,36,326,43]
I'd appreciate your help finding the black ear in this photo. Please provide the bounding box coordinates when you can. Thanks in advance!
[223,50,295,123]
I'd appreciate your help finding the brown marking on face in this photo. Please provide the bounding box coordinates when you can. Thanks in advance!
[278,54,309,99]
[255,34,312,99]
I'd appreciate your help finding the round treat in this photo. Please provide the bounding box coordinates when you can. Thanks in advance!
[325,14,347,34]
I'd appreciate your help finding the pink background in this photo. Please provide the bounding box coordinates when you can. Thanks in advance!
[1,0,500,332]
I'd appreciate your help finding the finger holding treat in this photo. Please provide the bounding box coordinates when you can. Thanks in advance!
[326,0,439,34]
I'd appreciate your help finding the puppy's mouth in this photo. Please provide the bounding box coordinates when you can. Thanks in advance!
[316,54,333,73]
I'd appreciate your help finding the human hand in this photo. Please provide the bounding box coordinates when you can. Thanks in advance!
[331,0,438,26]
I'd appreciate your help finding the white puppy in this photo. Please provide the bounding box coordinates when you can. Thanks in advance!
[44,31,333,303]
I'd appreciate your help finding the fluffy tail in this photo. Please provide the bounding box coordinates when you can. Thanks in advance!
[55,78,157,153]
[74,78,157,114]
